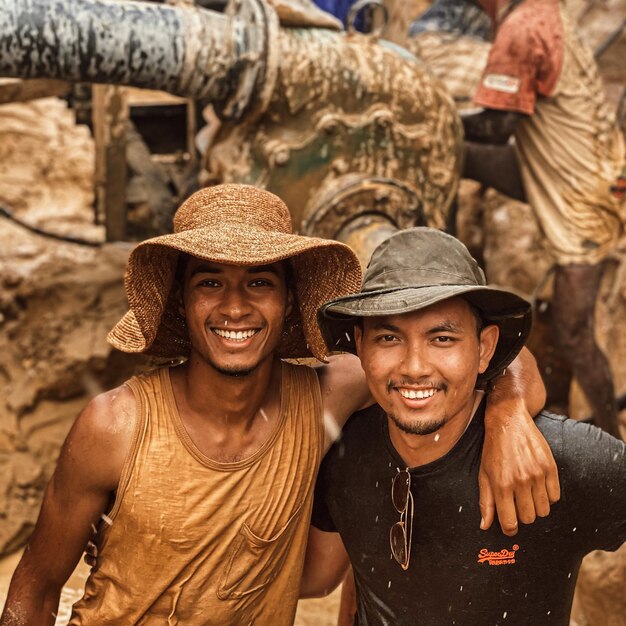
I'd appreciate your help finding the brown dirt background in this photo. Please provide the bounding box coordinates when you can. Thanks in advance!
[0,1,624,624]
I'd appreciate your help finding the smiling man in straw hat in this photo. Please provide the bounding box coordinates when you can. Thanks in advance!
[302,227,625,625]
[3,185,555,625]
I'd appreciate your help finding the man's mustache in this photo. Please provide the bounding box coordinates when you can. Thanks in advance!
[386,378,448,393]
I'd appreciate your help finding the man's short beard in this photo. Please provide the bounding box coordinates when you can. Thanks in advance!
[208,359,258,378]
[388,412,447,436]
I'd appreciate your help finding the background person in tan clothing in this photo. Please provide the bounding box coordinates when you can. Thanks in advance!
[1,185,557,625]
[462,0,625,439]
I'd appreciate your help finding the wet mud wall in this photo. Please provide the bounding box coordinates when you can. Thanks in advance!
[0,98,147,554]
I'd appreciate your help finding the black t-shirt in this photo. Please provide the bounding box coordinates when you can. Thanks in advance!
[312,401,626,626]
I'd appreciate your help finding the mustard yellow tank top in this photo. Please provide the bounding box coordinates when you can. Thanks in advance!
[69,361,323,625]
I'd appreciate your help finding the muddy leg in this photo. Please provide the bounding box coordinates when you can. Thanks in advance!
[552,263,622,439]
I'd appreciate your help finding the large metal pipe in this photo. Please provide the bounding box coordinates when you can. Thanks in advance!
[0,0,463,241]
[336,213,399,269]
[0,0,277,120]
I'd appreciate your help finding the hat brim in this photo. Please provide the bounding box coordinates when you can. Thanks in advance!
[318,284,532,382]
[108,226,362,361]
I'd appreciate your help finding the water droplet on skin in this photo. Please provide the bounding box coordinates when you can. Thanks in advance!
[323,410,342,442]
[224,320,227,326]
[434,433,440,442]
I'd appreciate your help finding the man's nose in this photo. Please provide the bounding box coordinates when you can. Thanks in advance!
[218,287,252,319]
[398,344,433,379]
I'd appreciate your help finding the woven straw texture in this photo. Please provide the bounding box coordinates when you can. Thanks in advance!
[107,184,362,361]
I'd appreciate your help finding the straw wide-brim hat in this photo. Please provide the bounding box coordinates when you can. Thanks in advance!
[318,228,532,382]
[108,184,362,361]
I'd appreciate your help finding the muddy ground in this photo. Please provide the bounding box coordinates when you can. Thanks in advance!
[0,1,624,624]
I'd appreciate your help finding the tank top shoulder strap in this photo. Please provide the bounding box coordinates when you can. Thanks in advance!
[107,369,162,520]
[280,361,324,465]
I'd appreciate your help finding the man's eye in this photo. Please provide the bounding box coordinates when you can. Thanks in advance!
[250,279,273,288]
[198,279,220,288]
[434,336,455,343]
[377,334,399,343]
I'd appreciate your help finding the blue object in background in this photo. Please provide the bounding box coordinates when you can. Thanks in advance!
[313,0,365,31]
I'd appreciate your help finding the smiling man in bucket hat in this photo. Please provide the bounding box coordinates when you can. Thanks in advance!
[302,227,626,626]
[3,186,556,626]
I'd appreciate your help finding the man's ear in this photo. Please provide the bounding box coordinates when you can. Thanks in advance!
[354,324,363,358]
[285,289,294,320]
[176,286,186,318]
[478,324,499,375]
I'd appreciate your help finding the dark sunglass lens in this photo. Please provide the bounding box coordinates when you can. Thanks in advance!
[389,522,407,565]
[392,471,410,512]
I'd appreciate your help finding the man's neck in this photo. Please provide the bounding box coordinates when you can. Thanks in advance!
[173,354,279,428]
[169,354,283,463]
[388,392,484,468]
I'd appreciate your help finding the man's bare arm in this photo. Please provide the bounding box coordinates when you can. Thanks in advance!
[300,526,351,599]
[0,386,135,626]
[317,353,374,452]
[480,347,560,536]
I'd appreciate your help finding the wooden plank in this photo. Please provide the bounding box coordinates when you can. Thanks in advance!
[92,85,128,241]
[0,78,71,104]
[186,98,197,165]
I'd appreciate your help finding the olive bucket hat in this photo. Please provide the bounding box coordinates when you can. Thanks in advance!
[108,184,362,361]
[318,227,532,382]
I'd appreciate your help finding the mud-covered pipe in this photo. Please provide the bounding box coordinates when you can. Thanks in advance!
[336,214,399,269]
[0,0,277,121]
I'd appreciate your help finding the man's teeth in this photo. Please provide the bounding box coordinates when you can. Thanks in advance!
[399,388,436,399]
[213,329,256,341]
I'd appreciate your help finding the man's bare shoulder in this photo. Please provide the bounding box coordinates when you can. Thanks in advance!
[77,383,137,440]
[60,382,138,493]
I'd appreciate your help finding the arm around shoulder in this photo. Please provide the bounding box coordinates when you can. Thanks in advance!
[0,384,137,626]
[479,347,559,535]
[317,353,373,452]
